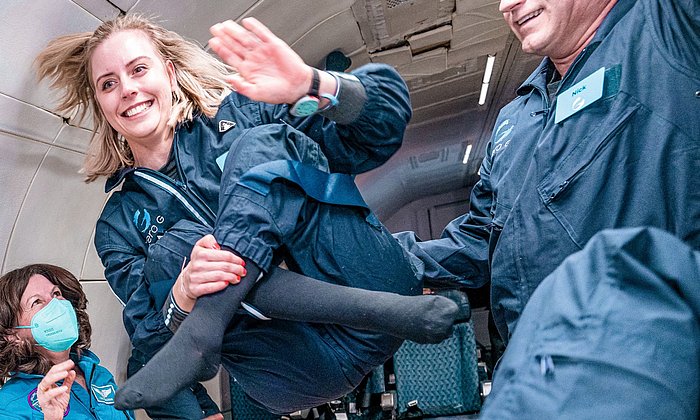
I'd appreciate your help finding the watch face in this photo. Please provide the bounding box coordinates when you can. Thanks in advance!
[290,96,320,116]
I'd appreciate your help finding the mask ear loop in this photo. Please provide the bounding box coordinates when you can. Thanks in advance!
[13,322,35,346]
[14,307,36,331]
[13,297,55,329]
[13,298,68,329]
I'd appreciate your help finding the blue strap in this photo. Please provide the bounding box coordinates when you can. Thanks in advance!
[237,160,370,211]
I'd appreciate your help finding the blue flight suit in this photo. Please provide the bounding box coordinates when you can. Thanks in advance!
[0,350,135,419]
[95,64,415,414]
[96,63,411,360]
[397,0,700,342]
[480,227,700,419]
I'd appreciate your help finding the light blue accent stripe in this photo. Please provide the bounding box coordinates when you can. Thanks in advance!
[216,152,229,172]
[238,160,369,209]
[134,172,209,226]
[241,301,272,321]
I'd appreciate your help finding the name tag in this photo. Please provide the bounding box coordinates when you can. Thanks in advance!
[555,67,605,124]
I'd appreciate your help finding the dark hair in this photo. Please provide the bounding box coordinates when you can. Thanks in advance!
[0,264,91,385]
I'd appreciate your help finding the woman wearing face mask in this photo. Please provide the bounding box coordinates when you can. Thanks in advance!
[0,264,135,420]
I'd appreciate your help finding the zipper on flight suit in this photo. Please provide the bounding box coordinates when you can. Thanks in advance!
[170,130,218,226]
[543,105,639,205]
[132,169,214,228]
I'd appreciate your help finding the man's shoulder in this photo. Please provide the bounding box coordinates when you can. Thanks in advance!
[494,92,539,128]
[605,0,699,70]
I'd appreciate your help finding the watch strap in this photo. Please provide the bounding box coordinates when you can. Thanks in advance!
[308,68,320,97]
[289,68,337,117]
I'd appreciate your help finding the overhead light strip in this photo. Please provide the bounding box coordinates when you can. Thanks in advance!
[478,54,496,105]
[462,144,473,165]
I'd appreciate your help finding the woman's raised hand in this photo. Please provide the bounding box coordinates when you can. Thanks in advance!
[208,17,312,104]
[36,359,76,420]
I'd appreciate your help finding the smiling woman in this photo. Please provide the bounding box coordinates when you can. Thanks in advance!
[35,15,234,183]
[0,264,135,420]
[90,30,177,169]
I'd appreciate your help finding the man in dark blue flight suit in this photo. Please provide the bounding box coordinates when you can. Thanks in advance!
[397,0,699,417]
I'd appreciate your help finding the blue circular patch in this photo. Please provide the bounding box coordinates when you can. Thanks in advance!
[27,387,70,416]
[27,388,41,412]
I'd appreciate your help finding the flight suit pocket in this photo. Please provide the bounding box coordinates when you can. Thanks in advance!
[537,92,641,247]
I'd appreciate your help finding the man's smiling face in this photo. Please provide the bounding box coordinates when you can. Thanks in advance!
[499,0,615,62]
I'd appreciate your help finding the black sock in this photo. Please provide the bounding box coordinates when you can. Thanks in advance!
[114,258,262,411]
[244,267,460,344]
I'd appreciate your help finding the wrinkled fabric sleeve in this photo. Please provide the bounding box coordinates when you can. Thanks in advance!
[394,151,494,289]
[648,0,700,72]
[645,0,700,248]
[263,63,412,174]
[95,222,173,358]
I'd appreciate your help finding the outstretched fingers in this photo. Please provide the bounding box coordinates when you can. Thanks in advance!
[208,20,266,67]
[208,17,310,103]
[37,360,76,419]
[40,359,75,389]
[240,17,277,44]
[63,369,76,392]
[209,23,244,66]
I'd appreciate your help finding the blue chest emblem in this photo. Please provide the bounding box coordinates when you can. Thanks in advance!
[133,208,152,233]
[491,118,515,157]
[91,383,116,405]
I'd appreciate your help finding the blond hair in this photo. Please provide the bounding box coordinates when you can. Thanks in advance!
[35,14,233,182]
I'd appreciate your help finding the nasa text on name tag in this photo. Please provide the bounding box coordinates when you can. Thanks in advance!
[555,67,605,124]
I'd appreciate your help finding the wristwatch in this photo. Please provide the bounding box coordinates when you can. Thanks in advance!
[289,68,339,117]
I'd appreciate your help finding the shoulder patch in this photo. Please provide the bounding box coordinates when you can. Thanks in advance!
[27,388,42,412]
[91,384,116,405]
[219,120,236,133]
